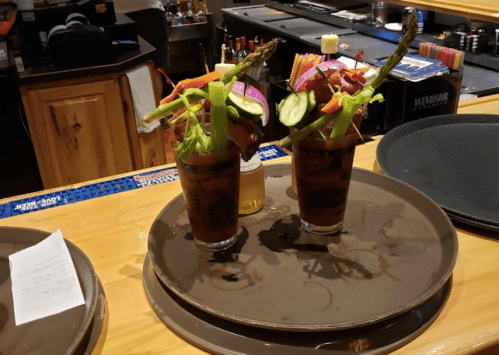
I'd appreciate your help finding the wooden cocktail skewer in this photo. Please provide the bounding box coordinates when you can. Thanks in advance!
[156,68,176,89]
[286,81,300,98]
[199,42,210,74]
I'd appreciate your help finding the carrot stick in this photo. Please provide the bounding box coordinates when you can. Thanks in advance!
[320,92,350,115]
[160,71,222,105]
[320,96,341,114]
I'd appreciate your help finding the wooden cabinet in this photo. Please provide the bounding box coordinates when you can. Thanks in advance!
[20,61,166,189]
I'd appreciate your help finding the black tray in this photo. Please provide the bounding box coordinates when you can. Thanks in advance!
[377,114,499,232]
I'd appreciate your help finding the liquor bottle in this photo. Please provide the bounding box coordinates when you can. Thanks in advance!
[185,1,194,24]
[179,0,188,14]
[194,0,207,22]
[246,40,256,78]
[239,153,265,215]
[225,38,233,63]
[170,0,178,14]
[174,8,185,25]
[248,40,255,53]
[165,0,176,26]
[223,27,230,48]
[195,9,206,23]
[232,38,241,65]
[239,36,249,62]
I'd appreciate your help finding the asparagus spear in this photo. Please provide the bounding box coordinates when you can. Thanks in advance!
[278,10,418,148]
[370,10,418,90]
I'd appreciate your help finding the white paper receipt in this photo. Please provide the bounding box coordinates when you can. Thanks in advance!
[8,229,85,326]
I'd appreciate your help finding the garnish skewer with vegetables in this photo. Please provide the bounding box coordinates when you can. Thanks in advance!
[279,10,418,235]
[143,39,278,251]
[143,39,277,161]
[278,11,418,147]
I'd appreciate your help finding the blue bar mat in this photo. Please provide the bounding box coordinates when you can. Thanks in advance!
[0,145,289,219]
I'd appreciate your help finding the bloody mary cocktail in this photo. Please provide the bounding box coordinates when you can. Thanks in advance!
[292,132,357,234]
[176,141,240,251]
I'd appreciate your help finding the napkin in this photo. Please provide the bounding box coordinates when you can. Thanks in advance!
[9,229,85,326]
[125,63,160,133]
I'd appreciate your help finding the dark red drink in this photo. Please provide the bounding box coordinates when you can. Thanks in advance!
[292,132,357,234]
[176,141,240,251]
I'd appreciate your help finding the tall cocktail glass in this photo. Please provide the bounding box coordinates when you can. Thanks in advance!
[292,131,357,235]
[176,141,241,251]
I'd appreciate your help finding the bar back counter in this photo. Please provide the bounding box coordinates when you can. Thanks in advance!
[221,0,499,139]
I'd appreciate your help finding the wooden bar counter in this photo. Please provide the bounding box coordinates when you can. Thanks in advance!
[1,134,499,354]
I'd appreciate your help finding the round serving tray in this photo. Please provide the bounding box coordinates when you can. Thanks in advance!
[143,255,452,355]
[0,227,98,355]
[74,278,106,355]
[148,164,458,331]
[376,114,499,231]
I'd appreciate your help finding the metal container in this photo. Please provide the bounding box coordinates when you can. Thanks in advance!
[402,7,413,33]
[372,2,387,28]
[417,10,424,33]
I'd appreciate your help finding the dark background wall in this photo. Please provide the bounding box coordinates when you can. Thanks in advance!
[0,72,44,199]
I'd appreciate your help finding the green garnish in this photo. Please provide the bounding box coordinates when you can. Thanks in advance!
[209,81,229,153]
[329,87,383,138]
[278,9,418,148]
[175,94,211,160]
[278,91,310,127]
[142,38,279,160]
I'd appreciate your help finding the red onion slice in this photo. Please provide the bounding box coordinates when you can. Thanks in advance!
[292,60,347,91]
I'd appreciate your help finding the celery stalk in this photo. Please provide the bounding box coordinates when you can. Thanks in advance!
[209,81,229,153]
[329,87,383,138]
[142,92,206,124]
[175,94,211,160]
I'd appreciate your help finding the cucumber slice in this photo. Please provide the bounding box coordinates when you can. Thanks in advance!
[227,91,264,120]
[278,98,285,113]
[279,91,309,127]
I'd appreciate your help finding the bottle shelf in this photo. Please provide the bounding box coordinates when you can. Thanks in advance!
[167,13,213,42]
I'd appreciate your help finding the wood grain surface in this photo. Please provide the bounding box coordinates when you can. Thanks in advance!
[20,60,166,190]
[384,0,499,23]
[458,93,499,115]
[22,78,134,189]
[1,136,499,354]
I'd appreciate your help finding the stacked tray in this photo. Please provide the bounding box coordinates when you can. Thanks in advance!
[144,164,458,354]
[0,227,105,355]
[377,114,499,232]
